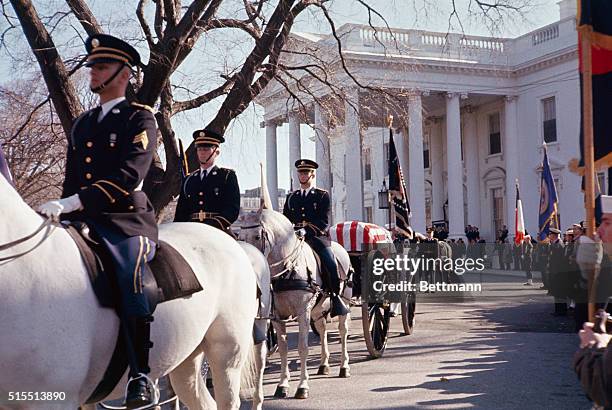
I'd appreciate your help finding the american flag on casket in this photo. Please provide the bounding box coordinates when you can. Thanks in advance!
[329,221,393,252]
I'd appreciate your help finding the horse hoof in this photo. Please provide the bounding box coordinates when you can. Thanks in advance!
[274,386,288,398]
[339,368,351,378]
[294,387,309,399]
[317,365,330,375]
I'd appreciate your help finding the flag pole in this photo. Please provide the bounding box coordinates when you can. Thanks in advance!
[387,113,394,231]
[579,24,597,321]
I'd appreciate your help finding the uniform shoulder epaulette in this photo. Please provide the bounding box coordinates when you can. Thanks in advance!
[314,187,328,194]
[130,102,155,113]
[188,169,200,176]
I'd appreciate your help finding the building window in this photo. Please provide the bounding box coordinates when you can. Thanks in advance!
[542,97,557,143]
[364,147,372,181]
[365,206,373,223]
[492,187,504,237]
[383,142,389,177]
[489,113,501,155]
[597,171,608,195]
[423,138,430,169]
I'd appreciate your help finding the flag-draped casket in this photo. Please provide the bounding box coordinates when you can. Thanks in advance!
[329,221,393,252]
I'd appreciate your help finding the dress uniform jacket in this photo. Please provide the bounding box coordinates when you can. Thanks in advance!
[173,166,240,229]
[61,100,158,243]
[283,188,330,237]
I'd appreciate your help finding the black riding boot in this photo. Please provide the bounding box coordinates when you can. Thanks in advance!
[124,315,155,409]
[309,237,350,318]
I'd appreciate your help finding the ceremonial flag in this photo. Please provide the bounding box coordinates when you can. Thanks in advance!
[577,0,612,192]
[388,129,413,239]
[514,182,525,245]
[538,147,560,241]
[0,143,13,185]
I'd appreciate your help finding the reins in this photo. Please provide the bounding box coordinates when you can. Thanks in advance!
[240,222,306,278]
[0,217,54,262]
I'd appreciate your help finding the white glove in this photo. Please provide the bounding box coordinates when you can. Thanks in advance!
[38,194,83,221]
[576,235,603,273]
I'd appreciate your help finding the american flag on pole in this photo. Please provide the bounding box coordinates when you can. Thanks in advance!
[515,181,525,245]
[577,0,612,190]
[388,129,413,239]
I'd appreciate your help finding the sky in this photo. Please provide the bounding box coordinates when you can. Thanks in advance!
[0,0,563,192]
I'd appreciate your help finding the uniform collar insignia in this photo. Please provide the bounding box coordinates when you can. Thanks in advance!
[112,108,120,114]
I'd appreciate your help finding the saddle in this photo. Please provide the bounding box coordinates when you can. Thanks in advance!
[64,221,202,310]
[63,221,203,404]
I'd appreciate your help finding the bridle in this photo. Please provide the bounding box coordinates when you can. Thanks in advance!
[239,221,306,279]
[0,218,54,262]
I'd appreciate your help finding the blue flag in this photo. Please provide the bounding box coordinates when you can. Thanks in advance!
[538,147,559,241]
[0,143,13,186]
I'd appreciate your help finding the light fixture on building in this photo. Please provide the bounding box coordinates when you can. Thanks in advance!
[378,180,389,209]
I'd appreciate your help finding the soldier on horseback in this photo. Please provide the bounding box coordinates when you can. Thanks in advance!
[37,34,158,408]
[283,159,350,317]
[173,129,240,237]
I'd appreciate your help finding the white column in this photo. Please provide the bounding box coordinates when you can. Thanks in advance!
[446,92,465,239]
[288,111,301,191]
[344,89,364,220]
[408,93,426,234]
[314,103,331,193]
[504,95,519,233]
[265,120,279,210]
[463,106,481,227]
[430,117,444,222]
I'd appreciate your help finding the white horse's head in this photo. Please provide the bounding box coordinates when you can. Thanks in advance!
[238,163,296,259]
[237,208,295,260]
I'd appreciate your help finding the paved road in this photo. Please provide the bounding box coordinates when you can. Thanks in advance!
[242,271,592,410]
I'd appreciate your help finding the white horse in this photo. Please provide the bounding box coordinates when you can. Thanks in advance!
[238,206,352,400]
[0,173,262,410]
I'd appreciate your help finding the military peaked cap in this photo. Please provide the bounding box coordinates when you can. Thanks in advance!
[193,128,225,147]
[85,34,141,67]
[295,159,318,171]
[548,227,561,234]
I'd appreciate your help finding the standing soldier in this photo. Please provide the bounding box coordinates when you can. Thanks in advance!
[174,129,240,236]
[283,159,350,317]
[37,34,159,408]
[547,227,568,316]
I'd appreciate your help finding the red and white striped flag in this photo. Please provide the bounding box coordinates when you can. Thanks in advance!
[514,181,525,245]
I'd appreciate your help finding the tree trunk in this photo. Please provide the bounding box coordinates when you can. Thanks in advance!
[10,0,82,138]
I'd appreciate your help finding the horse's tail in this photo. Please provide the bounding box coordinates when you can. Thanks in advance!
[239,334,266,401]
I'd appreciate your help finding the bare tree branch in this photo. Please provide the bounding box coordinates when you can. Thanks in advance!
[65,0,102,36]
[137,0,155,47]
[171,77,235,114]
[10,0,82,137]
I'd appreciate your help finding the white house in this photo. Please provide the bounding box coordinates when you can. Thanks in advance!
[255,0,607,241]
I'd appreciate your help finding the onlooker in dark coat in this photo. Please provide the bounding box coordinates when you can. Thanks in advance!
[522,236,534,285]
[536,240,550,290]
[547,228,567,316]
[504,242,514,270]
